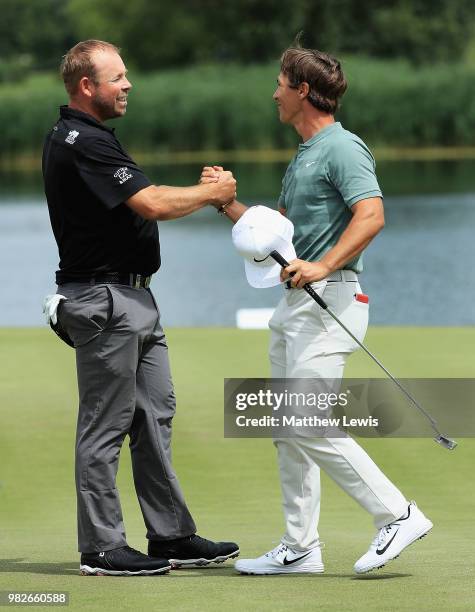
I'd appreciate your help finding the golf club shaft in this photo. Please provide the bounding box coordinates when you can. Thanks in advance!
[269,250,445,437]
[324,306,439,427]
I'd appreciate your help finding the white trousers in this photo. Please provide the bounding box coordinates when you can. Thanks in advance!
[269,279,408,551]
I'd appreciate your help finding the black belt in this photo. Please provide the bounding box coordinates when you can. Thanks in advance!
[59,272,152,288]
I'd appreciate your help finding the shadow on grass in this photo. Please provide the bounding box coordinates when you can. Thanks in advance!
[0,560,412,580]
[0,560,239,578]
[170,568,412,580]
[189,567,413,580]
[352,573,412,581]
[0,559,78,576]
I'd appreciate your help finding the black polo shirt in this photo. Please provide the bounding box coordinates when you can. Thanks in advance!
[42,105,160,283]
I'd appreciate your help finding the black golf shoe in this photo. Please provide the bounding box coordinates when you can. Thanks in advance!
[148,534,240,568]
[80,545,171,576]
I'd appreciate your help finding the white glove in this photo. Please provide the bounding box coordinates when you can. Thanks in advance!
[42,294,68,326]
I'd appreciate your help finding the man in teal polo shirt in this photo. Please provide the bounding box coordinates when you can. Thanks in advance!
[279,121,382,276]
[202,45,432,575]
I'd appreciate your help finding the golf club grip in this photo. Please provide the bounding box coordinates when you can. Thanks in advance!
[269,250,328,310]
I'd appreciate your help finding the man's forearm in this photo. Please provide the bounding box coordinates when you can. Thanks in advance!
[219,199,248,223]
[320,214,383,272]
[281,198,384,287]
[126,183,233,221]
[151,184,219,220]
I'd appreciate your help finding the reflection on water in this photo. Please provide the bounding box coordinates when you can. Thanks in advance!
[1,160,474,326]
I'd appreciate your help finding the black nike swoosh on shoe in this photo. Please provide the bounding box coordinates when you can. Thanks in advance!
[398,505,411,521]
[282,551,312,565]
[376,528,399,555]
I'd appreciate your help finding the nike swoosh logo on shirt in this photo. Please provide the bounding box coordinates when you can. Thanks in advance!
[376,529,399,555]
[282,551,312,565]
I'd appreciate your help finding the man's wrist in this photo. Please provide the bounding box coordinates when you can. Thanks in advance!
[317,258,337,276]
[199,183,220,207]
[215,200,247,223]
[217,200,232,215]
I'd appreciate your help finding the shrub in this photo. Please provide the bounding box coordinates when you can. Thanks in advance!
[1,58,475,160]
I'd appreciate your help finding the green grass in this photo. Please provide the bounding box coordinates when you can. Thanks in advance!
[0,327,474,611]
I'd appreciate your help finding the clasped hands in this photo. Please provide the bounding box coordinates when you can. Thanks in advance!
[199,165,331,288]
[200,165,236,208]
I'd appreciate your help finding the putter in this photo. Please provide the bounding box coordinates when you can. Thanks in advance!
[270,250,457,451]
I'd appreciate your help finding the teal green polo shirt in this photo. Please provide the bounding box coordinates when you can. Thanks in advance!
[278,122,382,273]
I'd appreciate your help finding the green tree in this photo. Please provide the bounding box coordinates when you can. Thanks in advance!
[1,0,475,75]
[67,0,475,67]
[368,0,475,63]
[300,0,475,63]
[0,0,75,69]
[67,0,209,70]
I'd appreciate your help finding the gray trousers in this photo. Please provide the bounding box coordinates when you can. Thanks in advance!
[57,283,196,553]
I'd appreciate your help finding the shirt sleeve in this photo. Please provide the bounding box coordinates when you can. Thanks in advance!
[278,182,286,210]
[278,160,295,210]
[75,136,152,209]
[327,139,382,208]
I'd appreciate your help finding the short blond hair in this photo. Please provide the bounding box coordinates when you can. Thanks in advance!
[60,40,121,96]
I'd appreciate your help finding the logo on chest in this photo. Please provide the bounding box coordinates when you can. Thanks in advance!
[65,130,79,144]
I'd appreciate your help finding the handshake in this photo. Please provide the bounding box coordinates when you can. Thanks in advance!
[199,165,236,210]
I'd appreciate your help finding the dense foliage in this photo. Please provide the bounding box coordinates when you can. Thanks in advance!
[0,0,474,78]
[2,58,475,159]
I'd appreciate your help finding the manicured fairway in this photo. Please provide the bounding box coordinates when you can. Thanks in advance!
[0,327,474,611]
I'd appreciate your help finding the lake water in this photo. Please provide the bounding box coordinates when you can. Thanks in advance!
[1,161,474,327]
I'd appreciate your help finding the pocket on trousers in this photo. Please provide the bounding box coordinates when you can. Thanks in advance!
[287,280,329,334]
[350,298,369,344]
[58,285,115,347]
[328,291,369,352]
[309,284,369,353]
[50,307,75,348]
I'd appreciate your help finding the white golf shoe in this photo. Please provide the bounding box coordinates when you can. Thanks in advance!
[234,542,324,575]
[354,501,433,574]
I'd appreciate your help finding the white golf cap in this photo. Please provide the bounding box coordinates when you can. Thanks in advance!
[232,205,297,288]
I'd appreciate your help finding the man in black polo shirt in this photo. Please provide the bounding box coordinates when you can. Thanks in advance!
[42,40,239,576]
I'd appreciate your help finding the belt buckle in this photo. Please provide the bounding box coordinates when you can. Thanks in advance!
[134,274,142,289]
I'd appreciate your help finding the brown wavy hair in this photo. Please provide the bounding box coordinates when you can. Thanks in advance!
[280,47,347,114]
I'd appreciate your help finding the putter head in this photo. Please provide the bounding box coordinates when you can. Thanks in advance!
[434,435,457,450]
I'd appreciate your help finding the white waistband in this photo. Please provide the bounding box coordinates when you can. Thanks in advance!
[326,269,358,282]
[284,269,358,290]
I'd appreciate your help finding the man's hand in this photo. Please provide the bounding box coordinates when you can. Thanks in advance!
[199,166,236,208]
[199,165,248,222]
[209,169,236,207]
[281,259,332,288]
[200,165,223,184]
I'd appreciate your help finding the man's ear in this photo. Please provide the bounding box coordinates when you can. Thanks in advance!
[77,76,95,99]
[298,82,310,99]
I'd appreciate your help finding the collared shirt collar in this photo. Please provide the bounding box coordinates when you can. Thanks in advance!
[59,105,115,133]
[298,121,342,149]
